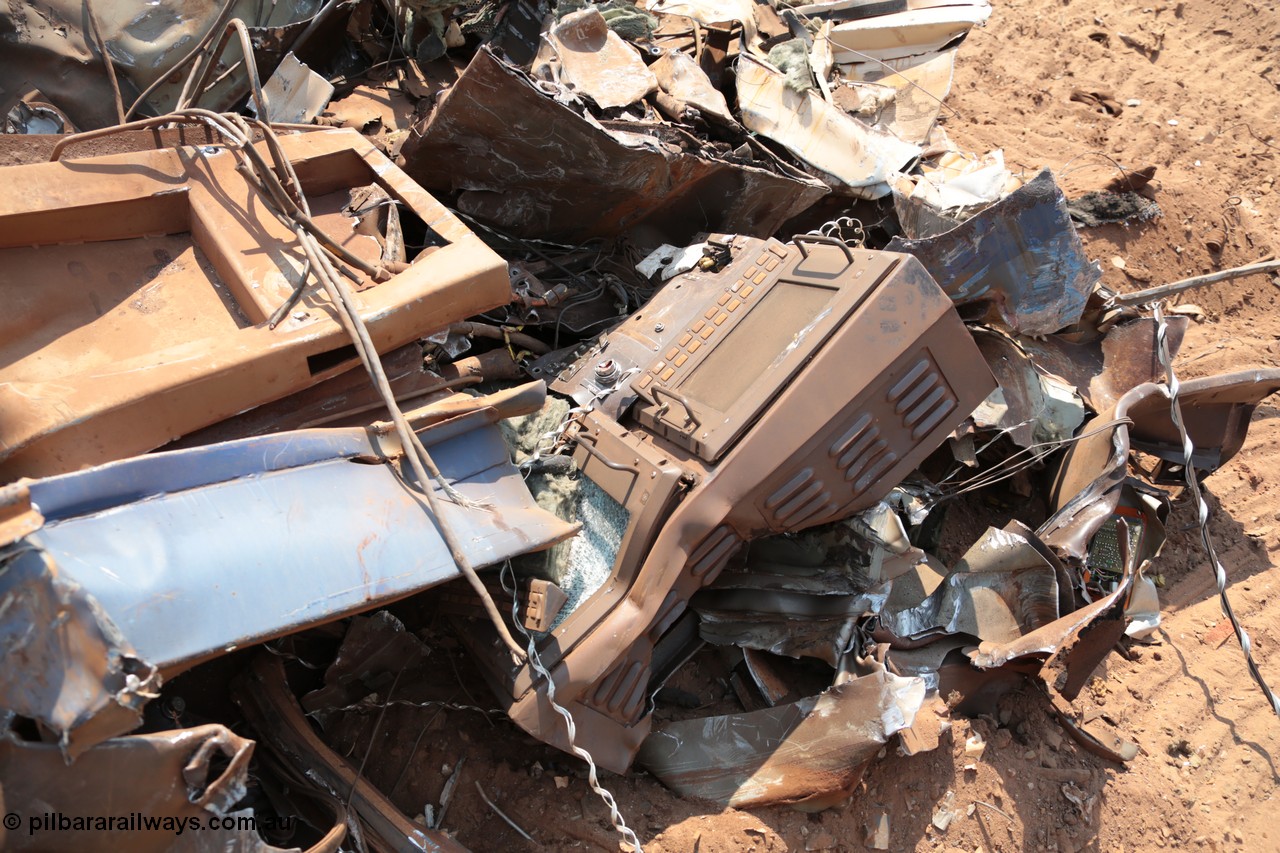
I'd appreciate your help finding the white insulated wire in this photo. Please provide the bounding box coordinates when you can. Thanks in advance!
[501,564,644,852]
[1153,303,1280,718]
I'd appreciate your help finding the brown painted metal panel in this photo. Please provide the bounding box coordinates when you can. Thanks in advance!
[461,238,995,772]
[0,128,509,479]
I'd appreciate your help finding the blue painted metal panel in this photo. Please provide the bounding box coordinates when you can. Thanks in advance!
[19,422,576,671]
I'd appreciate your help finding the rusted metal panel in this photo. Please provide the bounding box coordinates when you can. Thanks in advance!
[886,169,1102,336]
[1123,368,1280,479]
[1017,316,1188,412]
[0,128,510,479]
[0,724,344,852]
[399,47,828,244]
[1,410,576,755]
[0,483,42,545]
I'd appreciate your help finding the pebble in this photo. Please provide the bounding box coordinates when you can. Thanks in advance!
[1127,98,1142,107]
[805,829,837,851]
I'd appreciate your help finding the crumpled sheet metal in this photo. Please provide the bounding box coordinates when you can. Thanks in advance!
[892,150,1013,233]
[400,48,827,243]
[1038,371,1277,563]
[972,329,1085,447]
[692,518,891,665]
[971,561,1143,765]
[538,8,658,109]
[0,724,342,852]
[823,1,992,65]
[736,53,921,198]
[1122,368,1280,477]
[651,49,734,123]
[886,169,1102,336]
[878,526,1062,646]
[696,586,883,666]
[0,0,335,131]
[1,414,575,753]
[968,567,1133,674]
[1016,316,1188,412]
[0,545,160,760]
[838,48,959,146]
[638,665,925,808]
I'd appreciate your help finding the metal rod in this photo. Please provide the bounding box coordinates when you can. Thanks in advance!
[473,782,533,842]
[84,0,125,125]
[1112,258,1280,306]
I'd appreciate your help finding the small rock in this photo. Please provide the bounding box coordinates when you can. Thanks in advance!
[1126,98,1142,107]
[806,829,837,851]
[932,791,957,832]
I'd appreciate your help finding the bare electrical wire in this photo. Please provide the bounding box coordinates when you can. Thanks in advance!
[935,418,1136,501]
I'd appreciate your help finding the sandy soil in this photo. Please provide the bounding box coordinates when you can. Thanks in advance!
[276,2,1280,850]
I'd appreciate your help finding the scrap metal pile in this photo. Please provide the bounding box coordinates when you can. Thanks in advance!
[2,0,1278,850]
